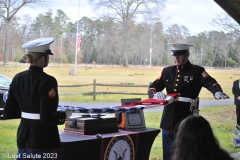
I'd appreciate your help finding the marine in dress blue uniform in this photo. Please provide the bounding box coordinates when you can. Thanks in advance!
[232,78,240,130]
[148,43,229,160]
[3,37,72,160]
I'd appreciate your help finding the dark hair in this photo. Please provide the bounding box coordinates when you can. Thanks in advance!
[171,115,234,160]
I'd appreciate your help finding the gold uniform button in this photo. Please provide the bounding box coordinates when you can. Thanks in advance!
[175,84,178,86]
[174,89,177,92]
[176,79,179,81]
[177,70,180,72]
[178,75,180,77]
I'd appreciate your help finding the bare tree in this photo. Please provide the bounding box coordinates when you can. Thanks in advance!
[0,0,46,64]
[212,13,240,33]
[89,0,165,66]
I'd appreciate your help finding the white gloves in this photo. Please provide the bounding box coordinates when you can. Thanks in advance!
[65,108,73,118]
[153,92,166,100]
[214,92,229,100]
[153,92,174,104]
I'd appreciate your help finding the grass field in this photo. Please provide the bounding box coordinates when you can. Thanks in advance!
[0,63,240,159]
[0,63,237,101]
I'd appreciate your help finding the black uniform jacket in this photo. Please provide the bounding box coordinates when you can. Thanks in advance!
[3,66,66,149]
[232,80,240,105]
[149,61,223,132]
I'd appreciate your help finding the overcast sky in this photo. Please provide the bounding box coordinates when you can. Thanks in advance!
[17,0,228,36]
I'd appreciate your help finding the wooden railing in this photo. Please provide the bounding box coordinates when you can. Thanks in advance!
[58,79,150,101]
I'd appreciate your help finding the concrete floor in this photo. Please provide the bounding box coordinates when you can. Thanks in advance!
[230,152,240,160]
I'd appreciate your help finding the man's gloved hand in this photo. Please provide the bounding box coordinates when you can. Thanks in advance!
[148,88,156,98]
[153,92,166,100]
[214,92,230,100]
[65,108,73,118]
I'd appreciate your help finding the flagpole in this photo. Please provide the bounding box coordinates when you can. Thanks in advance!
[149,26,152,67]
[74,0,80,75]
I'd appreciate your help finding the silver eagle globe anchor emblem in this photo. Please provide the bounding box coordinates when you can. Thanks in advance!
[104,135,135,160]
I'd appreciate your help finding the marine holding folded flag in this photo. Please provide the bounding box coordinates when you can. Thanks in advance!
[148,43,229,160]
[3,37,73,160]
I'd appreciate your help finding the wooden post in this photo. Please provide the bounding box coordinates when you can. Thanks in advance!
[93,79,96,101]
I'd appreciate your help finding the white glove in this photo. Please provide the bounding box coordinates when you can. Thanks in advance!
[65,108,73,118]
[153,92,166,100]
[165,96,174,104]
[214,92,229,100]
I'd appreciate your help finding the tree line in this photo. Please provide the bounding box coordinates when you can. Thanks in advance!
[1,5,240,67]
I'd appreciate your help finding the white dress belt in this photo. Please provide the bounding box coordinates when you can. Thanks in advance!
[21,112,40,120]
[177,97,193,103]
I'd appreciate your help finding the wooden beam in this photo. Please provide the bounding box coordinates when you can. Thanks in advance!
[214,0,240,25]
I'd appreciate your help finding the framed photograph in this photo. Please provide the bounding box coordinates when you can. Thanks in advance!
[124,110,146,130]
